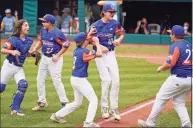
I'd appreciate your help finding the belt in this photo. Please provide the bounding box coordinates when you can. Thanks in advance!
[44,54,54,57]
[108,48,114,51]
[7,59,22,67]
[171,74,192,78]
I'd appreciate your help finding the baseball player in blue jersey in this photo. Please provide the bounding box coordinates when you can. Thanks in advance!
[32,14,69,111]
[89,3,125,121]
[0,19,33,116]
[138,25,192,128]
[50,31,102,127]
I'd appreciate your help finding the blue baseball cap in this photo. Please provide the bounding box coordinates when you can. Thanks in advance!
[74,32,87,43]
[171,25,185,37]
[39,14,55,24]
[102,3,117,12]
[5,8,11,13]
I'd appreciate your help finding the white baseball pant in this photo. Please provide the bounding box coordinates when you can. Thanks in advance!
[95,51,120,109]
[36,55,69,103]
[1,59,26,85]
[55,76,98,123]
[146,75,191,127]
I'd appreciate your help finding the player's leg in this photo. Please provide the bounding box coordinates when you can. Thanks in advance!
[81,78,99,127]
[48,56,69,106]
[11,67,27,116]
[107,51,120,121]
[0,59,17,93]
[138,75,188,127]
[51,76,83,123]
[172,77,191,127]
[95,56,111,118]
[32,55,49,111]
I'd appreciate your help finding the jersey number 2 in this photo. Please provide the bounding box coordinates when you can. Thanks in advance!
[183,49,191,65]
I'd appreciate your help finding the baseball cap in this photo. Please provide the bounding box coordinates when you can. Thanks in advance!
[171,25,185,37]
[74,32,87,43]
[62,8,70,13]
[39,14,55,24]
[102,3,117,12]
[5,9,11,13]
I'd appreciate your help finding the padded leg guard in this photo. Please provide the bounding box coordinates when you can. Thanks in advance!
[11,79,28,110]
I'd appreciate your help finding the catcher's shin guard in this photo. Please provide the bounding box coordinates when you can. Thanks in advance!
[11,79,28,115]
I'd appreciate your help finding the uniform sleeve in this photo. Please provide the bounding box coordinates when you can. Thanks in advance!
[2,37,16,50]
[83,49,96,62]
[115,22,125,36]
[55,32,70,48]
[166,45,180,66]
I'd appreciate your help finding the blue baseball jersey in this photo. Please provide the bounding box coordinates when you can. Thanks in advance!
[2,16,15,33]
[91,19,125,50]
[72,48,96,78]
[40,27,69,57]
[166,40,192,76]
[3,36,33,67]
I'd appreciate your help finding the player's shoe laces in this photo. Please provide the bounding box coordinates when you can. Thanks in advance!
[109,108,121,121]
[50,113,66,123]
[11,109,25,116]
[138,119,155,128]
[83,122,100,128]
[101,107,110,119]
[32,102,48,111]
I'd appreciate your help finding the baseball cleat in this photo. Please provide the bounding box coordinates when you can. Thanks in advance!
[83,122,100,127]
[138,119,155,128]
[50,113,66,123]
[32,102,48,111]
[109,109,121,121]
[11,109,25,116]
[101,107,110,119]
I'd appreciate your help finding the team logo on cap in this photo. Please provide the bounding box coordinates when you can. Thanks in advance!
[111,4,115,10]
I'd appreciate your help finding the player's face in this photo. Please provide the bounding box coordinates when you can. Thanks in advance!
[5,13,11,18]
[104,11,116,20]
[42,21,50,28]
[21,22,30,35]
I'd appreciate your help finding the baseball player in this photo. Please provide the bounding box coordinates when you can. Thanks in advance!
[0,19,33,116]
[32,14,69,111]
[89,3,125,121]
[97,0,123,21]
[138,25,192,128]
[50,31,102,127]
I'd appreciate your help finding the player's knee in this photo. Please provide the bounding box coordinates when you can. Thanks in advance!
[172,98,185,108]
[102,78,111,86]
[73,100,82,107]
[18,79,28,93]
[0,83,6,93]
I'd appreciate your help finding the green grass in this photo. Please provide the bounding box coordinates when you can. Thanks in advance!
[157,104,192,127]
[0,45,189,127]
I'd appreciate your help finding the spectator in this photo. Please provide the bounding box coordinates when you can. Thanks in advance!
[90,1,101,23]
[85,2,93,32]
[52,8,61,28]
[183,22,191,36]
[60,8,73,37]
[134,17,151,35]
[1,9,18,34]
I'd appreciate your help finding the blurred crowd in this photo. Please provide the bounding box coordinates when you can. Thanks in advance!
[0,6,192,36]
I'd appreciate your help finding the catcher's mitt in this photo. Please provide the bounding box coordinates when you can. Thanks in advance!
[31,51,41,65]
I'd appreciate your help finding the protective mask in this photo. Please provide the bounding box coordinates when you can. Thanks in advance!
[184,27,188,31]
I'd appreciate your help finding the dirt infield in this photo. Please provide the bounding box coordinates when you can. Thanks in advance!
[94,93,191,127]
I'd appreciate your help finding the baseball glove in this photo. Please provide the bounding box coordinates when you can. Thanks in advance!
[31,51,41,65]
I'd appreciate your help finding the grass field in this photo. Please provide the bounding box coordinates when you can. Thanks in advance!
[0,45,191,127]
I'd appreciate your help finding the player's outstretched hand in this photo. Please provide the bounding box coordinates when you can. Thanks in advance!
[157,66,163,73]
[11,50,21,56]
[113,39,120,46]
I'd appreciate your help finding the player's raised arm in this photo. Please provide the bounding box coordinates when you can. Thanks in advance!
[32,33,43,52]
[1,41,20,56]
[113,23,125,46]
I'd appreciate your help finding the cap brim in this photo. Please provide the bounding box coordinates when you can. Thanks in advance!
[39,18,46,21]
